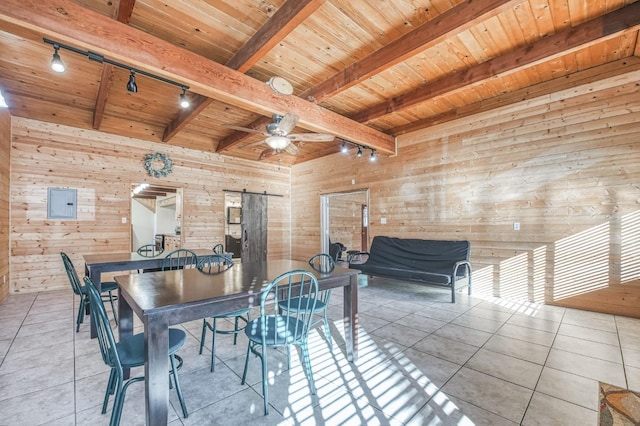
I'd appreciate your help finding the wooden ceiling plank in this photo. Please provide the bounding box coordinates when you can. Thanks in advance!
[162,0,325,145]
[0,0,395,154]
[300,0,523,104]
[391,56,640,135]
[350,1,640,123]
[227,0,326,74]
[92,0,136,130]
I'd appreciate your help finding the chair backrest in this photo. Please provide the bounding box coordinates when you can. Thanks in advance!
[309,253,335,273]
[161,249,198,271]
[197,254,233,274]
[137,244,163,257]
[61,252,83,296]
[84,276,121,370]
[260,270,319,345]
[212,243,224,254]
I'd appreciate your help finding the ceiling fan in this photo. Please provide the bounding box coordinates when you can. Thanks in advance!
[224,113,335,157]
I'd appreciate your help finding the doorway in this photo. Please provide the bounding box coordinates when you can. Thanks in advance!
[320,190,369,261]
[130,183,182,252]
[224,191,268,262]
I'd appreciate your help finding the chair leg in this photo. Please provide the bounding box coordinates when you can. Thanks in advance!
[233,316,239,345]
[286,345,291,370]
[323,311,332,349]
[199,318,209,355]
[261,344,269,416]
[300,342,316,394]
[108,291,118,325]
[170,354,188,418]
[210,318,218,372]
[241,343,251,385]
[102,368,117,414]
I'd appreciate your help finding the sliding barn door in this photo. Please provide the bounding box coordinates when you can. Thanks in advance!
[241,193,267,262]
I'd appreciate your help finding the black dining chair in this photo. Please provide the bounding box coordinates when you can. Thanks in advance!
[197,255,251,372]
[84,276,188,425]
[279,253,335,348]
[161,249,198,271]
[136,243,163,257]
[242,269,320,415]
[61,252,118,331]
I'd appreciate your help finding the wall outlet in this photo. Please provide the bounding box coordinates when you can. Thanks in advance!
[351,179,356,185]
[381,217,387,224]
[513,222,520,231]
[122,217,127,224]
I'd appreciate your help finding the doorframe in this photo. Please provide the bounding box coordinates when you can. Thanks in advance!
[320,189,370,255]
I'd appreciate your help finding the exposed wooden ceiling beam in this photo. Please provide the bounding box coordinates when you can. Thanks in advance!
[0,0,395,154]
[391,57,640,135]
[350,1,640,123]
[92,0,136,130]
[219,0,519,154]
[300,0,521,104]
[163,0,325,143]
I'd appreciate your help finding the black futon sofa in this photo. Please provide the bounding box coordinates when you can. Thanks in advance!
[349,236,472,303]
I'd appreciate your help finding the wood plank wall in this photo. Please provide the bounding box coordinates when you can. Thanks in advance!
[291,68,640,318]
[0,110,9,302]
[8,117,291,293]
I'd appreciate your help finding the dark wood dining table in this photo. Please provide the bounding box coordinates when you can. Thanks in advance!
[114,259,360,426]
[83,249,225,338]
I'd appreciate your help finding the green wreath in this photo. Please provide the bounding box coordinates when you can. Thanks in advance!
[144,152,173,178]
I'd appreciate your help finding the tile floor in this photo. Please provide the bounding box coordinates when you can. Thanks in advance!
[1,276,640,425]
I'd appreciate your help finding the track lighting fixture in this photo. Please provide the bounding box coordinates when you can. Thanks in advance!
[50,44,65,73]
[179,86,190,109]
[356,146,363,158]
[126,71,138,93]
[370,150,376,162]
[340,140,348,153]
[43,38,189,108]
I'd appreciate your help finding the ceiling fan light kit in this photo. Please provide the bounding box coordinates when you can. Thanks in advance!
[265,135,291,150]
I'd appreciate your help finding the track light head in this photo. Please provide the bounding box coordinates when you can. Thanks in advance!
[126,71,138,93]
[370,149,376,162]
[179,86,190,108]
[50,44,65,73]
[341,140,349,153]
[356,146,363,158]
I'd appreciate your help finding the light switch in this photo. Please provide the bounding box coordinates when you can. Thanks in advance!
[513,222,520,230]
[381,217,387,224]
[122,217,127,224]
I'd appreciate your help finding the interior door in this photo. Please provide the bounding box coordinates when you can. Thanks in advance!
[241,193,267,262]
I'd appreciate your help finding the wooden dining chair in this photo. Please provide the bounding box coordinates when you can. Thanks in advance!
[84,276,188,425]
[197,255,251,372]
[161,249,198,271]
[61,252,118,331]
[241,270,320,415]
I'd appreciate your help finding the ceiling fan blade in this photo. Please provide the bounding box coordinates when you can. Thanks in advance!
[223,124,268,135]
[288,133,335,142]
[258,148,278,161]
[274,113,299,135]
[283,142,299,155]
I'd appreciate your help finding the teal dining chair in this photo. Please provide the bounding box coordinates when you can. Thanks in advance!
[278,253,335,348]
[136,243,163,257]
[61,252,118,331]
[84,276,188,425]
[212,243,224,254]
[197,255,251,372]
[241,270,320,415]
[161,248,198,271]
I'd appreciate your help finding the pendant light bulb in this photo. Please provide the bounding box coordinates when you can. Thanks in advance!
[126,71,138,93]
[50,45,65,73]
[179,87,190,108]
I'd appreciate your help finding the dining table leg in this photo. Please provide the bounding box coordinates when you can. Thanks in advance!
[343,273,359,362]
[144,314,170,426]
[118,289,134,379]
